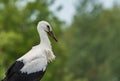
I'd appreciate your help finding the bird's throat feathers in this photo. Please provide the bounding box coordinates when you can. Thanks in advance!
[45,49,55,62]
[39,30,51,48]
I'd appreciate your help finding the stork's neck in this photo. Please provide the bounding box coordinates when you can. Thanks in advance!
[39,30,51,49]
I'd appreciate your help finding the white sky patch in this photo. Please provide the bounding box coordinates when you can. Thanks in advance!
[100,0,114,8]
[50,0,115,25]
[50,0,76,25]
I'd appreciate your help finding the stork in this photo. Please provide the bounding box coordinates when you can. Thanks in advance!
[2,21,57,81]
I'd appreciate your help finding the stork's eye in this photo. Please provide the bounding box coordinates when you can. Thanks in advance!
[47,25,50,30]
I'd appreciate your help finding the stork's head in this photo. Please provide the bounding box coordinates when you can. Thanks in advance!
[37,21,57,42]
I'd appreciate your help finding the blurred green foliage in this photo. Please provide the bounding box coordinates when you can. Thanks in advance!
[62,0,120,81]
[0,0,120,81]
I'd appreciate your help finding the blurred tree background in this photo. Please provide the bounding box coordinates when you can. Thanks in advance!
[0,0,120,81]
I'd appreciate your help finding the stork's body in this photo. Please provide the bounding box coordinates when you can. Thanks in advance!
[2,21,57,81]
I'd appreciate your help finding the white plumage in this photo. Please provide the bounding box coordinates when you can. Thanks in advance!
[2,20,57,81]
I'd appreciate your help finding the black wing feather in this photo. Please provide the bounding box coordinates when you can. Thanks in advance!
[2,61,24,81]
[2,61,46,81]
[6,61,24,76]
